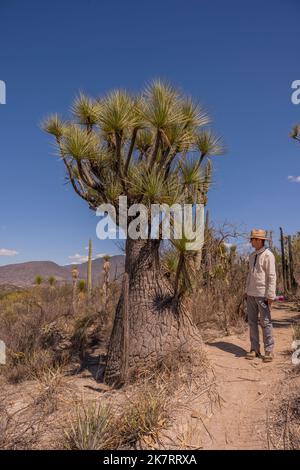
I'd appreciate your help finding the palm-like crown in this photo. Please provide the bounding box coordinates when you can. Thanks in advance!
[43,80,224,212]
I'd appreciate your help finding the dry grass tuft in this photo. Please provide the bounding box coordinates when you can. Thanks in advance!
[268,374,300,449]
[119,382,168,448]
[34,365,65,414]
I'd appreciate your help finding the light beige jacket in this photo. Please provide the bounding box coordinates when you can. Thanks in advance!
[245,247,277,300]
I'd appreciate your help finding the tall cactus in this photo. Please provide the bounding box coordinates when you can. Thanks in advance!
[192,160,211,271]
[285,236,291,292]
[280,227,287,294]
[102,255,111,310]
[202,208,211,286]
[267,230,273,250]
[72,266,79,314]
[87,239,92,302]
[288,235,298,294]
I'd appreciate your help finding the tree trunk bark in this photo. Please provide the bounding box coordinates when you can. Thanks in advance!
[104,238,204,386]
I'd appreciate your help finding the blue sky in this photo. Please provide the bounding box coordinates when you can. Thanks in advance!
[0,0,299,266]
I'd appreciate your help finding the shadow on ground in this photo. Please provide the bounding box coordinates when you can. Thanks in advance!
[207,341,247,357]
[66,352,106,382]
[273,315,300,328]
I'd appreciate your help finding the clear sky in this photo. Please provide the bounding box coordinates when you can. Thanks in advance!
[0,0,299,266]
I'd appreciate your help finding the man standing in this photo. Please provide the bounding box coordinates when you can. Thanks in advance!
[245,229,277,362]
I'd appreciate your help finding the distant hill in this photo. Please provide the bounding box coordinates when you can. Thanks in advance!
[0,256,125,287]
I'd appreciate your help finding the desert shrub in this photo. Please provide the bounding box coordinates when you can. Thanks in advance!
[64,402,115,450]
[34,365,65,414]
[0,282,118,383]
[0,287,66,382]
[269,386,300,450]
[3,349,56,384]
[0,287,64,383]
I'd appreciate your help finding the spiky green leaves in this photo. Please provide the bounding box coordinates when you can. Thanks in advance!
[60,125,100,160]
[180,159,203,186]
[43,114,65,139]
[161,125,194,153]
[141,80,183,130]
[128,163,181,205]
[196,130,224,156]
[180,98,210,130]
[97,90,137,133]
[105,177,123,204]
[178,159,212,204]
[72,93,99,127]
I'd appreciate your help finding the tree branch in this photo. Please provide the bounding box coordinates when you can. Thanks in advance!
[56,136,97,208]
[115,132,123,177]
[198,152,207,167]
[149,129,161,167]
[124,127,138,175]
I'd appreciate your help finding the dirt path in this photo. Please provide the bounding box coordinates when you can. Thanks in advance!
[200,302,299,449]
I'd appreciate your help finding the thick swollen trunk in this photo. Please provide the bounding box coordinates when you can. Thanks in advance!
[104,238,204,385]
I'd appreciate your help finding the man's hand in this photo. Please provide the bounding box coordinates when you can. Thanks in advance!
[266,299,273,308]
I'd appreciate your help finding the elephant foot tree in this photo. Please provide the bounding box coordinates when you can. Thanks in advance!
[44,81,223,385]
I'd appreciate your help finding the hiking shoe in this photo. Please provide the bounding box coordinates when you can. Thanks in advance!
[263,353,274,363]
[245,350,261,360]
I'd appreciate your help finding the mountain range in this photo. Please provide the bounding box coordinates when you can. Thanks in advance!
[0,256,125,287]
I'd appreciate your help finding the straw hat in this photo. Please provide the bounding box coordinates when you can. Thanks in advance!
[249,229,269,240]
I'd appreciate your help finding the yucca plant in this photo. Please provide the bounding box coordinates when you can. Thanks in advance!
[64,402,115,450]
[78,279,86,293]
[87,239,92,303]
[72,267,79,314]
[35,275,43,286]
[43,80,224,385]
[48,276,56,287]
